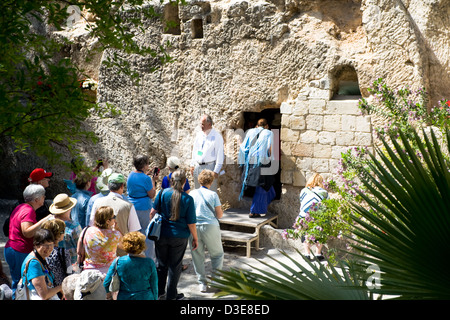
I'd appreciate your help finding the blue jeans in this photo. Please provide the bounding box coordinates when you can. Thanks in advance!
[189,224,224,285]
[136,209,156,262]
[155,236,188,300]
[4,246,29,293]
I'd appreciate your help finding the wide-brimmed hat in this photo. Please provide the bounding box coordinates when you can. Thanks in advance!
[74,270,106,300]
[49,194,77,214]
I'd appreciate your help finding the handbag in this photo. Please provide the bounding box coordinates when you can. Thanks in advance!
[16,257,59,300]
[109,258,120,292]
[146,190,163,241]
[146,213,162,241]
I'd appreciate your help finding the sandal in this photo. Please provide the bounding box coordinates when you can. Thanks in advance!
[249,213,261,218]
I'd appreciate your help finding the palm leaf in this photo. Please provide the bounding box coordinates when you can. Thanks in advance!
[349,128,450,299]
[212,250,370,300]
[212,127,450,300]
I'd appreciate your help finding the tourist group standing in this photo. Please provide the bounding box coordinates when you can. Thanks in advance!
[1,114,228,300]
[1,113,327,301]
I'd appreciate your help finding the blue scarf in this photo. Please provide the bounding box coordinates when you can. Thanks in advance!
[238,128,273,199]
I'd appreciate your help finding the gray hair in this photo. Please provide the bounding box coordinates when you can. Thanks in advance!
[23,184,45,203]
[202,114,213,126]
[108,181,123,192]
[133,154,149,171]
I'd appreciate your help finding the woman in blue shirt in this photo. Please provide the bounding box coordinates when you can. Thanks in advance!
[18,229,62,300]
[127,154,158,260]
[104,231,158,300]
[151,169,198,300]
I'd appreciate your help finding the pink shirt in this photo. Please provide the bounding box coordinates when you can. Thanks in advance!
[5,203,36,253]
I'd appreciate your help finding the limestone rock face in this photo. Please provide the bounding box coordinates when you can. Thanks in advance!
[72,0,449,226]
[4,1,449,226]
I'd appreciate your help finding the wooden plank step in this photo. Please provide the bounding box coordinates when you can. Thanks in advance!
[221,230,258,241]
[221,230,258,258]
[220,208,278,229]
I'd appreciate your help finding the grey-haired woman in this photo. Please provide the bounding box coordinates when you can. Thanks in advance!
[5,184,54,294]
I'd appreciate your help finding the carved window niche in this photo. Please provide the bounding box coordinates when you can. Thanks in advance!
[331,65,361,99]
[163,2,181,35]
[191,17,204,39]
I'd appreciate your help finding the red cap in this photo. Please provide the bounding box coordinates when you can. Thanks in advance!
[29,168,52,183]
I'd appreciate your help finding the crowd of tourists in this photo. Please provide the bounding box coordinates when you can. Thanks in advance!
[0,114,328,301]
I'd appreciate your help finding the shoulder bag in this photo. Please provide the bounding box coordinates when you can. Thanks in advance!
[109,258,121,292]
[198,189,216,215]
[15,257,59,300]
[15,258,33,300]
[198,188,220,223]
[77,226,90,271]
[146,190,163,241]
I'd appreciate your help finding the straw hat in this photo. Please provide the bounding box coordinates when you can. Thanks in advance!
[49,194,77,214]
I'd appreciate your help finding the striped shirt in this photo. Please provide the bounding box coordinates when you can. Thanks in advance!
[299,187,329,217]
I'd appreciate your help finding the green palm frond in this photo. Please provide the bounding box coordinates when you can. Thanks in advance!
[349,128,450,299]
[212,127,450,300]
[212,250,371,300]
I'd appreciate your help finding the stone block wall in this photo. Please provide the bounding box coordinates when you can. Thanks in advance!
[279,81,372,191]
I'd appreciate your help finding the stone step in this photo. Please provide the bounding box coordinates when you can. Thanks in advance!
[259,225,306,253]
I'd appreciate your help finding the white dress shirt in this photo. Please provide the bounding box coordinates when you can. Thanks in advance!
[190,128,224,174]
[89,191,141,232]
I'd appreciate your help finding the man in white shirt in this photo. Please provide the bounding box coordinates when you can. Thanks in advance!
[88,173,141,256]
[190,114,224,192]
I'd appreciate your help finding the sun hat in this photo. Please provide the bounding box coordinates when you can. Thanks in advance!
[96,168,113,193]
[74,270,106,300]
[49,194,77,214]
[167,156,181,169]
[28,168,52,183]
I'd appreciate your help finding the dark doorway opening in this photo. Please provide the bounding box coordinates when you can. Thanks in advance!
[242,108,282,201]
[191,18,204,38]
